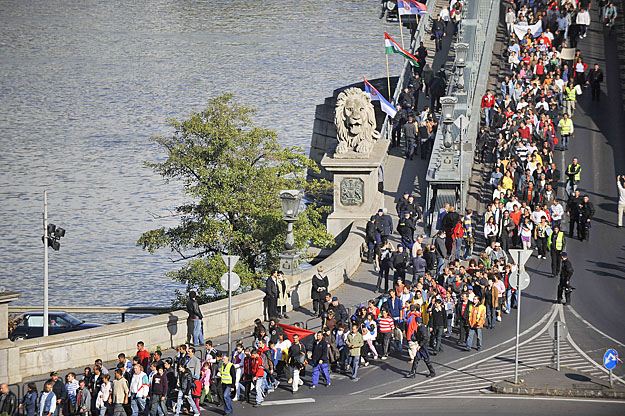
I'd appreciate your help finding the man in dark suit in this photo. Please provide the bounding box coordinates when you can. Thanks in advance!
[265,270,279,320]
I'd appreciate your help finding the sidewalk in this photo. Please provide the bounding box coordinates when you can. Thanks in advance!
[492,366,625,399]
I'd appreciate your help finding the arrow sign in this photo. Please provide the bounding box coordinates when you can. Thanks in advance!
[604,349,619,370]
[221,255,240,272]
[220,272,241,292]
[509,249,532,268]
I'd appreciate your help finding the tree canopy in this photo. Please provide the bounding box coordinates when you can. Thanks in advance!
[138,93,333,305]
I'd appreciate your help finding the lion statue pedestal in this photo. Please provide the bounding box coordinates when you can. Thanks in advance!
[321,87,388,236]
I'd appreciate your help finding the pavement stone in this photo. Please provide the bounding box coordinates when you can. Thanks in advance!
[491,366,625,399]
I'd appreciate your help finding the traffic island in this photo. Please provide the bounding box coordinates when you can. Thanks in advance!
[491,366,625,399]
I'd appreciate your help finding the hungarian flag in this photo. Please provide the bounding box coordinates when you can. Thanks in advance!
[398,0,428,16]
[384,32,419,67]
[364,76,397,118]
[279,323,316,343]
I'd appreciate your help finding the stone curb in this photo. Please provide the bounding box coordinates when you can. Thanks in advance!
[491,381,625,399]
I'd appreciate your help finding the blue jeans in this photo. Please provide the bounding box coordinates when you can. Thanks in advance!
[191,319,204,346]
[454,237,463,260]
[436,257,445,276]
[222,384,233,415]
[130,395,146,416]
[350,356,360,379]
[312,363,331,386]
[255,377,264,404]
[566,180,578,196]
[174,391,198,416]
[484,108,493,126]
[466,327,482,349]
[561,134,570,149]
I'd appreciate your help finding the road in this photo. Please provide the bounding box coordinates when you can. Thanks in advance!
[219,6,625,416]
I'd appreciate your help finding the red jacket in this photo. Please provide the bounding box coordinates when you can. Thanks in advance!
[481,94,495,109]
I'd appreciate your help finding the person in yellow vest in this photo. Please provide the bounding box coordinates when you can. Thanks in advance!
[219,355,236,415]
[464,295,486,351]
[557,112,574,151]
[563,81,577,117]
[548,225,566,278]
[566,157,582,196]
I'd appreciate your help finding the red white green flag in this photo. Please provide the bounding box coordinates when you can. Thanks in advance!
[384,32,419,67]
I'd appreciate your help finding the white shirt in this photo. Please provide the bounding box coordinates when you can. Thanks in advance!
[39,392,56,416]
[550,203,564,221]
[618,180,625,205]
[440,8,450,22]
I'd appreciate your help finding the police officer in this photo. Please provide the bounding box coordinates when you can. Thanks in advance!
[397,211,416,250]
[566,189,584,239]
[406,316,436,378]
[548,225,566,278]
[580,195,595,241]
[392,105,407,148]
[557,252,574,305]
[391,244,410,282]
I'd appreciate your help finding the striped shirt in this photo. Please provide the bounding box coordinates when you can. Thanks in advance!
[463,215,473,236]
[378,316,395,333]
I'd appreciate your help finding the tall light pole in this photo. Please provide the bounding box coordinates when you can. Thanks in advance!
[42,191,65,337]
[43,191,49,337]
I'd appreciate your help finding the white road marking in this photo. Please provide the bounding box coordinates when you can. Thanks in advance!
[349,304,556,396]
[559,305,625,385]
[568,306,625,347]
[261,398,316,406]
[373,305,560,399]
[371,394,625,403]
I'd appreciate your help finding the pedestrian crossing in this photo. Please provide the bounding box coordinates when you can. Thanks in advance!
[384,331,618,398]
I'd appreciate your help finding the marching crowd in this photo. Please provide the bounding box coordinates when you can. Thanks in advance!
[4,3,625,416]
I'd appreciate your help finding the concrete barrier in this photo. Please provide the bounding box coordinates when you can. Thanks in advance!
[0,222,364,384]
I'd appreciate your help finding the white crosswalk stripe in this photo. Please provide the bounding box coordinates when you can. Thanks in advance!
[382,333,620,397]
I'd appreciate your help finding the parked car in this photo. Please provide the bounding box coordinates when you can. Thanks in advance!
[10,312,101,341]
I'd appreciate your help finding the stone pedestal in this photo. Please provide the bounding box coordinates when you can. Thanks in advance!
[321,139,389,236]
[279,252,299,275]
[0,290,20,340]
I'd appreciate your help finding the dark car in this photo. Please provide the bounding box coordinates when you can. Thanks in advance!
[10,312,101,341]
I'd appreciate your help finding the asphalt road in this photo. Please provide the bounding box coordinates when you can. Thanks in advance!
[214,7,625,416]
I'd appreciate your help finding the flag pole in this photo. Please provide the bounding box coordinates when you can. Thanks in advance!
[386,54,392,102]
[398,13,405,49]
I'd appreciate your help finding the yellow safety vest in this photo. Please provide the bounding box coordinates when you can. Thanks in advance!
[565,87,576,101]
[549,231,564,251]
[567,163,581,181]
[220,362,233,385]
[559,118,573,135]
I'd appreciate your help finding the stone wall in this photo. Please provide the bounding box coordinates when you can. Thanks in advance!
[0,222,365,385]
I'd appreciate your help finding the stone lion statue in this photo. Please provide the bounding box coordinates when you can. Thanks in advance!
[334,87,380,155]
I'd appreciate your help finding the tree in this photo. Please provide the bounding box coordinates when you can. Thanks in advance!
[138,94,334,306]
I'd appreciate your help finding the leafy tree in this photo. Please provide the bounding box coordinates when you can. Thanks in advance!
[138,94,334,305]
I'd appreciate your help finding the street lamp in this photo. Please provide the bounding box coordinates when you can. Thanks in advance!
[279,190,302,274]
[454,43,469,92]
[439,97,457,174]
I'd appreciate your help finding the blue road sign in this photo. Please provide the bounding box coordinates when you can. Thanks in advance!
[603,349,619,370]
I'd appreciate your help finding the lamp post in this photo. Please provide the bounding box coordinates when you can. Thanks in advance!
[454,43,469,93]
[42,191,66,337]
[279,190,302,274]
[438,96,457,174]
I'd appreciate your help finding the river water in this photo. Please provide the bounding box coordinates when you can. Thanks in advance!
[0,0,402,311]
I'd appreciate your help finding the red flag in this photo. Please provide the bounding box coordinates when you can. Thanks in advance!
[279,323,316,342]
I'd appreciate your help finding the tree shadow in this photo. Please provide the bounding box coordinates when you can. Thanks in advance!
[586,268,625,280]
